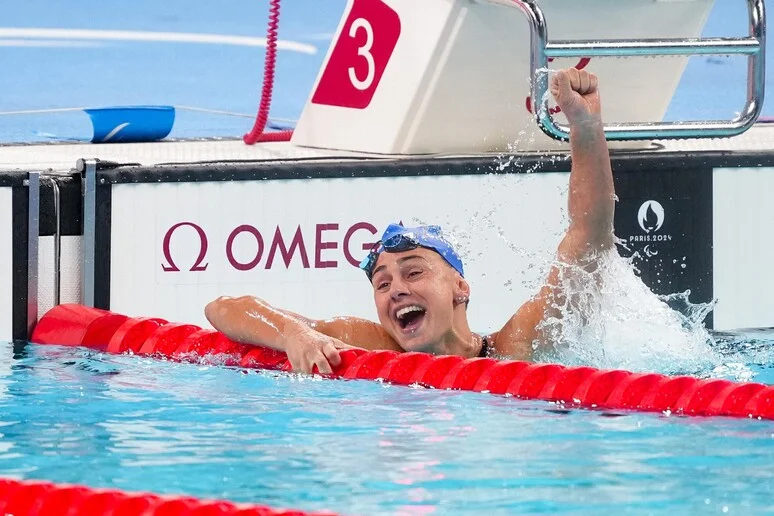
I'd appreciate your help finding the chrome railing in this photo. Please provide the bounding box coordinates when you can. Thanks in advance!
[491,0,766,140]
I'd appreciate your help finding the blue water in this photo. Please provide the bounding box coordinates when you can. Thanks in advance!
[0,0,770,142]
[1,337,773,515]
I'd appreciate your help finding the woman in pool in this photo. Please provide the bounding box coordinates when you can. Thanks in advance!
[205,67,615,374]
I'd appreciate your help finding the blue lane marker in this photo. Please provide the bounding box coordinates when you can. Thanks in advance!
[85,105,175,143]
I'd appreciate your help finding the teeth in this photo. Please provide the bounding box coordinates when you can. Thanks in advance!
[396,305,424,320]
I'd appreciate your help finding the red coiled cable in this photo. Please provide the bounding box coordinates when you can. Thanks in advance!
[244,0,294,144]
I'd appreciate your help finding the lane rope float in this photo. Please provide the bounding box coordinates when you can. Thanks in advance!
[0,477,337,516]
[31,304,774,421]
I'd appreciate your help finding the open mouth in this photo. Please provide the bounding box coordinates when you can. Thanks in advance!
[396,305,426,333]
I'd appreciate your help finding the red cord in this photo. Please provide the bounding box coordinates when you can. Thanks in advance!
[243,0,293,144]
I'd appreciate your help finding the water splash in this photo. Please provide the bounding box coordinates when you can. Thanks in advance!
[534,66,560,123]
[531,248,724,377]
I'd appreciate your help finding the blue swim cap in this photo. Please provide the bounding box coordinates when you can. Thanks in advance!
[359,223,464,281]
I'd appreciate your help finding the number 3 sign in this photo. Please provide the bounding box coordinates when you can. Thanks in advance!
[311,0,402,109]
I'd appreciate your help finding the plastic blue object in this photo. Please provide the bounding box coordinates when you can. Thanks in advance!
[84,105,175,143]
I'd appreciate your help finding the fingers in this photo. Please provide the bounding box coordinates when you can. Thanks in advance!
[551,68,597,97]
[588,73,598,95]
[289,341,342,375]
[287,334,354,376]
[290,352,333,375]
[569,68,596,95]
[550,69,572,102]
[565,67,580,89]
[579,70,590,95]
[312,355,333,375]
[321,341,342,367]
[287,354,310,374]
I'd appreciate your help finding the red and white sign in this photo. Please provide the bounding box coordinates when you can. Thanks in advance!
[109,173,571,331]
[311,0,401,109]
[0,188,12,341]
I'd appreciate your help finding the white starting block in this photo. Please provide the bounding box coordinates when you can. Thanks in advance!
[291,0,765,155]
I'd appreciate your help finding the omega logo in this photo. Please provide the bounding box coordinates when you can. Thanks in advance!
[161,221,379,272]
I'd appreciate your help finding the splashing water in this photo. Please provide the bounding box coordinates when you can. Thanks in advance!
[534,66,561,123]
[531,246,725,377]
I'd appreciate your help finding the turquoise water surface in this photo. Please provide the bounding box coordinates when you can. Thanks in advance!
[1,337,773,515]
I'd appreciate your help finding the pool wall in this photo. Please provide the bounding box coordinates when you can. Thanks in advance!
[4,144,774,342]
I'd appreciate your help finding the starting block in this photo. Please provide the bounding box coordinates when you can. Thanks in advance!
[291,0,765,155]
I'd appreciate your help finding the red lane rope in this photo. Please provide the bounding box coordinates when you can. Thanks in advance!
[244,0,294,144]
[31,304,774,421]
[0,478,337,516]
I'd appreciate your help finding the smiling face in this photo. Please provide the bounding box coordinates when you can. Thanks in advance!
[369,247,470,353]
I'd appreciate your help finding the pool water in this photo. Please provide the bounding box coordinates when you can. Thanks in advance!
[1,337,773,515]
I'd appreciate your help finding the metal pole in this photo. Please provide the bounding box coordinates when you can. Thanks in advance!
[26,172,39,339]
[79,159,97,308]
[50,177,61,307]
[545,38,761,57]
[498,0,766,141]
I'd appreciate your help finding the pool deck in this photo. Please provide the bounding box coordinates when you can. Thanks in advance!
[1,122,773,174]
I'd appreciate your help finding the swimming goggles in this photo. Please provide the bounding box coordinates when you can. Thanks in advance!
[359,223,465,281]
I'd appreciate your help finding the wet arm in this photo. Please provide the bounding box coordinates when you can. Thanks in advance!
[494,70,616,359]
[204,295,400,352]
[559,117,615,260]
[494,123,615,358]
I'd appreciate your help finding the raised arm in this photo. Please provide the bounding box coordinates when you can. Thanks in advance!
[493,68,615,359]
[204,295,400,374]
[553,68,615,254]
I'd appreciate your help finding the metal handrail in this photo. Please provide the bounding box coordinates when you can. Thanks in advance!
[494,0,766,140]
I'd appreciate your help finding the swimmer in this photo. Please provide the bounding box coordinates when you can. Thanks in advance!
[205,67,615,374]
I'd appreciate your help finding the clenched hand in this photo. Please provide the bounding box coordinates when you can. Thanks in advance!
[550,68,601,126]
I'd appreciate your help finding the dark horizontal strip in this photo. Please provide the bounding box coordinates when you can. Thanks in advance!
[0,171,30,188]
[96,149,774,185]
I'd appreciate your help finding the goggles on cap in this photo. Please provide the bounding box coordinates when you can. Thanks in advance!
[359,223,464,281]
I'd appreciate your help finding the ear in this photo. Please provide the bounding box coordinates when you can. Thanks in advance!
[453,276,471,305]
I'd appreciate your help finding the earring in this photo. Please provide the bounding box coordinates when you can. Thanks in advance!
[455,295,468,305]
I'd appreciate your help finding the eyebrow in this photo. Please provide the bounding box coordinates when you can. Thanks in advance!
[371,254,426,280]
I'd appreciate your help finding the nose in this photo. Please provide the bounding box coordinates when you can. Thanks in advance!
[389,276,411,300]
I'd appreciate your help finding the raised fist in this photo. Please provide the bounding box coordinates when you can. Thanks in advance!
[550,68,601,125]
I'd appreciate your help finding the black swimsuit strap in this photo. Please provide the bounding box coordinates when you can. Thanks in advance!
[478,335,489,358]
